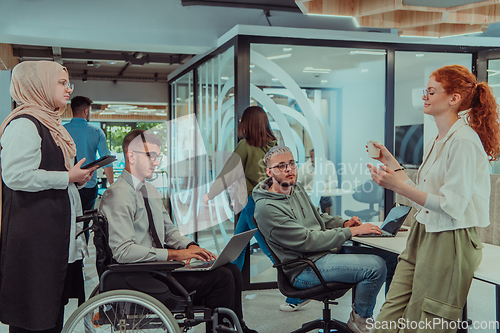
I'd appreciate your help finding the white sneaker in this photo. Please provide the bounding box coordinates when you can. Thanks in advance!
[279,299,312,312]
[347,309,372,333]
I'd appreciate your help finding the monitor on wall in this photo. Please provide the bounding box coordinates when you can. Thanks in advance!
[394,124,423,167]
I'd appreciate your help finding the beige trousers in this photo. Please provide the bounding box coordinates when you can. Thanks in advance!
[371,222,483,333]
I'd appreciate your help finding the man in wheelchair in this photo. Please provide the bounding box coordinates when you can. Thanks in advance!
[99,129,257,333]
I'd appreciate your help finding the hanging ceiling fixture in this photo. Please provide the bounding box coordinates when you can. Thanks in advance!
[295,0,499,38]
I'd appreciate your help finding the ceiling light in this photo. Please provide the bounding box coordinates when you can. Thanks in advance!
[100,111,116,115]
[350,50,386,55]
[109,61,116,65]
[439,31,483,38]
[249,64,255,68]
[156,113,167,116]
[352,17,360,28]
[303,70,331,74]
[321,80,328,83]
[282,47,292,52]
[306,13,353,18]
[302,67,331,74]
[487,70,500,77]
[266,54,292,60]
[176,97,183,101]
[272,78,279,81]
[400,35,439,39]
[361,69,369,72]
[87,61,94,67]
[415,54,424,57]
[221,76,229,80]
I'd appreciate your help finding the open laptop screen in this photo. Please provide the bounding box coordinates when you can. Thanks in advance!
[380,205,412,234]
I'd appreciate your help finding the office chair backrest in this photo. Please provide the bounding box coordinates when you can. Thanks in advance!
[353,179,384,207]
[92,213,116,277]
[252,217,303,297]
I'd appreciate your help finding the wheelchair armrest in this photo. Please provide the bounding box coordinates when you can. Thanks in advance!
[108,260,185,273]
[274,258,332,291]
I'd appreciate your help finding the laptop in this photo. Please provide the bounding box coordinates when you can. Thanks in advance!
[174,229,257,272]
[355,205,412,238]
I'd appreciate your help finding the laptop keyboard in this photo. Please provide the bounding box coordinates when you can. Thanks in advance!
[188,260,215,269]
[358,232,394,237]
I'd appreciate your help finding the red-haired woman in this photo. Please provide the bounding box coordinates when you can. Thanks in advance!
[367,65,500,333]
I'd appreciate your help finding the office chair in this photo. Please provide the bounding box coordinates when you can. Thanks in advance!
[345,179,384,222]
[252,217,355,333]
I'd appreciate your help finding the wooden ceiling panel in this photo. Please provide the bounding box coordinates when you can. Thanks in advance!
[296,0,500,37]
[357,10,444,29]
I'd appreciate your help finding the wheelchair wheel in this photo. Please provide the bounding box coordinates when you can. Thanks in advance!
[89,284,100,299]
[62,289,181,333]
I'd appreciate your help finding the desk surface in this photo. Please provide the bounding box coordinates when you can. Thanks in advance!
[353,223,500,286]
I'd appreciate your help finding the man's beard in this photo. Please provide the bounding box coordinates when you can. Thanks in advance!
[275,176,295,189]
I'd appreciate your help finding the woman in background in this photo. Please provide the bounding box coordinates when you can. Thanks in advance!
[204,106,309,311]
[0,61,96,333]
[368,64,500,333]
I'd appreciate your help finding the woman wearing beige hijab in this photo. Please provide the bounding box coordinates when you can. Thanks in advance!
[0,61,97,332]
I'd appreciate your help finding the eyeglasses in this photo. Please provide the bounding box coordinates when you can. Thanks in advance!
[422,88,445,100]
[268,161,297,172]
[58,80,74,91]
[132,150,163,163]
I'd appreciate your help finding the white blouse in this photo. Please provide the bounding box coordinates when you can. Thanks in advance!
[1,118,88,263]
[405,118,490,232]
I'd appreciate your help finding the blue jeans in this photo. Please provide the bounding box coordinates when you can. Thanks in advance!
[232,195,304,305]
[292,245,396,318]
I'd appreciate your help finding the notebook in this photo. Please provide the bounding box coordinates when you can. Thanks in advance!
[355,205,412,238]
[174,229,257,272]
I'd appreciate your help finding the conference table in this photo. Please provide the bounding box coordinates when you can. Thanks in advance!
[352,223,500,333]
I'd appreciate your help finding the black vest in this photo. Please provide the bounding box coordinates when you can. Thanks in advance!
[0,114,71,330]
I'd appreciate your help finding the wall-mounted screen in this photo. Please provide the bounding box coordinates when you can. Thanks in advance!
[394,124,423,167]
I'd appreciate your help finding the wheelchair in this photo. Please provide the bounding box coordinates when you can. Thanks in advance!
[62,210,243,333]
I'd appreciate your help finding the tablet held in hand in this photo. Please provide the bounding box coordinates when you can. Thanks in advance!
[81,155,117,169]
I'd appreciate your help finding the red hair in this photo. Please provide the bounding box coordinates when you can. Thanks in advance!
[238,106,276,147]
[432,65,500,161]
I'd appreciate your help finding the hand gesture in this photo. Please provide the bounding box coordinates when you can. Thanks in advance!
[344,216,362,228]
[367,164,403,192]
[68,158,98,186]
[350,223,382,236]
[203,193,210,205]
[367,142,400,170]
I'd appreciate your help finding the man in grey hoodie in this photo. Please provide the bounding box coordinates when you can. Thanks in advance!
[253,146,397,333]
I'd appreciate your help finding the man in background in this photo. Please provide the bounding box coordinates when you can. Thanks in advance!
[65,96,114,240]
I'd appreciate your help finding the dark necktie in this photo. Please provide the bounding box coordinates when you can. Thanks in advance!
[139,185,163,248]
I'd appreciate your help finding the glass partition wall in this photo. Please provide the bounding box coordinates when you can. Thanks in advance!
[169,48,236,258]
[487,58,500,174]
[394,52,472,168]
[169,35,479,290]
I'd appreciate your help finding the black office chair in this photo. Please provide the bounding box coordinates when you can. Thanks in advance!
[252,217,355,333]
[344,179,384,222]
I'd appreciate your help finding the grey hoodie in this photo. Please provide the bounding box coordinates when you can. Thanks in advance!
[253,177,352,282]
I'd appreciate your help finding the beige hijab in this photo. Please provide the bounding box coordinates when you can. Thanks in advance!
[0,61,77,234]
